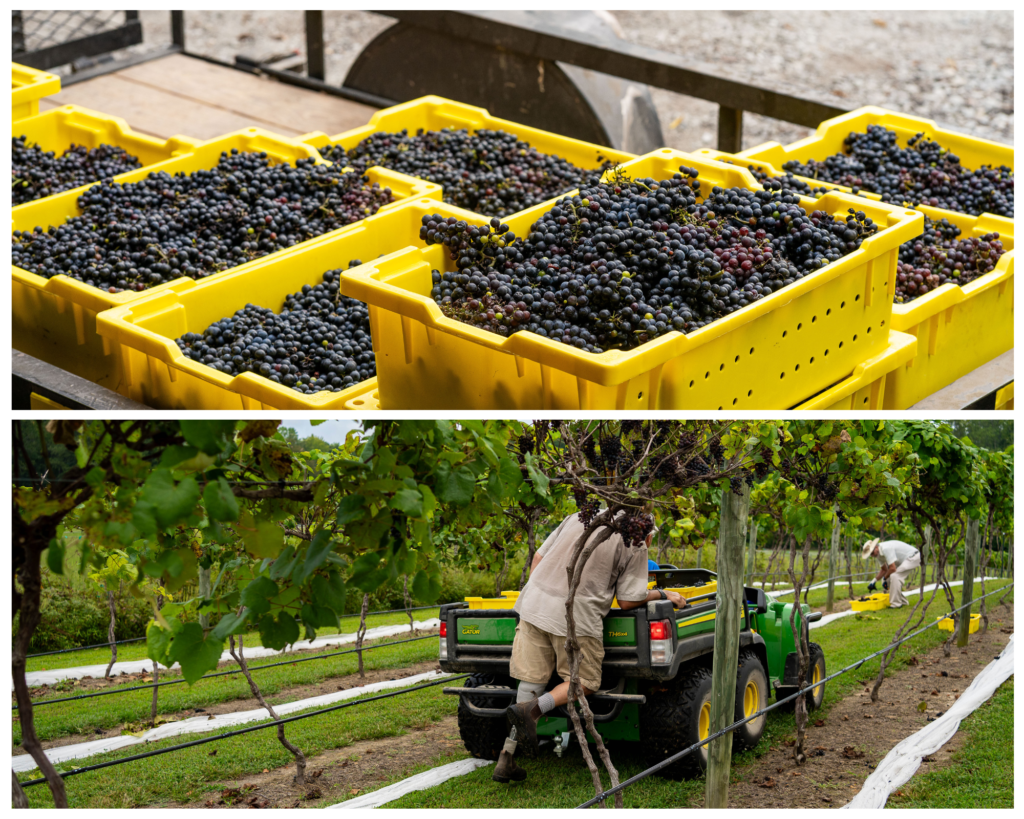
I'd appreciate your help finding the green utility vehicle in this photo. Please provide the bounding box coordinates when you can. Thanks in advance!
[438,568,826,778]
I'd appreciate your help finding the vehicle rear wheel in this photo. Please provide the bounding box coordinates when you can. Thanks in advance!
[457,673,512,760]
[639,665,713,779]
[732,651,769,751]
[806,643,826,711]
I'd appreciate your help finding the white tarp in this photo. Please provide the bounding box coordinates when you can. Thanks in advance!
[13,671,449,773]
[22,619,440,688]
[842,635,1014,809]
[327,758,494,809]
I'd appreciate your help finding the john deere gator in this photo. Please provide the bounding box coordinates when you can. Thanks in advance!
[438,568,826,778]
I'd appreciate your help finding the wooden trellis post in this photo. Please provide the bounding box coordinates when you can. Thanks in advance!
[826,510,840,613]
[705,483,749,808]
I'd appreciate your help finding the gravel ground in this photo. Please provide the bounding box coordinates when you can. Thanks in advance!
[52,10,1012,151]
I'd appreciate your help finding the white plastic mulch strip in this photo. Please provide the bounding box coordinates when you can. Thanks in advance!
[12,670,450,773]
[327,758,494,809]
[806,578,1004,630]
[774,577,999,601]
[842,635,1014,809]
[810,610,856,630]
[22,619,440,688]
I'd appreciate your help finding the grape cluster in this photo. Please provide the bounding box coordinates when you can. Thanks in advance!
[12,150,393,294]
[782,125,1014,218]
[754,460,770,480]
[619,513,654,548]
[324,128,612,218]
[894,217,1005,303]
[422,165,878,353]
[654,454,682,484]
[729,476,744,496]
[620,420,642,437]
[708,439,724,465]
[583,437,601,470]
[175,262,374,394]
[573,487,600,528]
[815,475,839,503]
[517,432,535,464]
[600,435,622,468]
[12,136,143,206]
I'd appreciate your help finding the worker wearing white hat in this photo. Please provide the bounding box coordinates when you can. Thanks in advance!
[862,538,921,607]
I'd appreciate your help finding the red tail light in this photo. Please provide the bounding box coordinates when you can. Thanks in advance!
[440,621,447,637]
[649,621,669,640]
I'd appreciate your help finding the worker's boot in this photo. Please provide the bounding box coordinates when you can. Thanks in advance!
[491,749,527,783]
[506,699,541,757]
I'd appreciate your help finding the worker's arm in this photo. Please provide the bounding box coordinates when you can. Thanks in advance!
[618,589,686,610]
[884,561,897,578]
[531,551,543,573]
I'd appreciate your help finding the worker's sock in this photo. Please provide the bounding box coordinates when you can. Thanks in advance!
[531,692,556,720]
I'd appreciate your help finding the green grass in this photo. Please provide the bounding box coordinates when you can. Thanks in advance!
[18,582,1011,809]
[16,631,439,746]
[888,679,1014,809]
[18,677,458,808]
[25,608,439,673]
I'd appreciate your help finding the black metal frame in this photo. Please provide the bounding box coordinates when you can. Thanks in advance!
[11,10,143,71]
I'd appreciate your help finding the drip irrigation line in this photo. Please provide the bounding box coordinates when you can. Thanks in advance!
[20,634,436,709]
[28,638,146,658]
[18,673,470,787]
[27,606,440,658]
[577,581,1014,809]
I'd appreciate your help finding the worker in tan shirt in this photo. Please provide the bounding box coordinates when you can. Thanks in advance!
[492,510,688,783]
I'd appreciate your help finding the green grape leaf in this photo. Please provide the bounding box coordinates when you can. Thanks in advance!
[180,420,236,456]
[167,623,224,684]
[203,477,239,522]
[259,612,300,651]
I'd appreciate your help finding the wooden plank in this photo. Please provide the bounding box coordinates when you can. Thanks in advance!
[745,521,758,579]
[116,53,376,137]
[705,482,748,809]
[46,74,277,140]
[910,350,1014,410]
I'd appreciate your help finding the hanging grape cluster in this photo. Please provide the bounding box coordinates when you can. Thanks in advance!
[573,486,600,528]
[815,474,839,503]
[619,513,655,548]
[620,420,642,437]
[517,432,534,465]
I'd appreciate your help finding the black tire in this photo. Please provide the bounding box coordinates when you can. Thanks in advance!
[457,673,512,760]
[639,665,714,780]
[806,642,826,711]
[732,651,769,752]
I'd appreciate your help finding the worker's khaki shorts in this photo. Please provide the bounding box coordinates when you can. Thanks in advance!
[510,619,604,692]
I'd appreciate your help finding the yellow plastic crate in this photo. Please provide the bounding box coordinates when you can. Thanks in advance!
[340,149,922,409]
[12,127,440,391]
[738,106,1014,227]
[94,201,450,408]
[694,150,1015,410]
[12,62,60,121]
[12,105,200,207]
[795,330,917,410]
[851,593,890,612]
[937,613,980,634]
[465,591,520,610]
[29,393,69,411]
[994,382,1013,411]
[883,213,1014,409]
[300,95,635,221]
